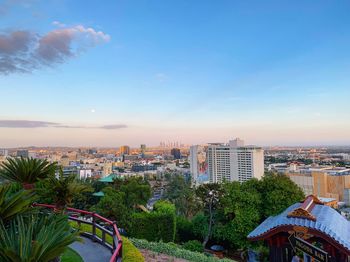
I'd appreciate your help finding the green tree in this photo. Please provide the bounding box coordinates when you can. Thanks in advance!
[259,173,305,218]
[191,213,209,242]
[165,175,199,218]
[195,183,223,247]
[37,172,92,210]
[92,187,131,228]
[175,216,196,243]
[0,157,57,189]
[215,181,262,250]
[114,177,151,209]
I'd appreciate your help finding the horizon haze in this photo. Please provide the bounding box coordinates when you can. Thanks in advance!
[1,0,350,147]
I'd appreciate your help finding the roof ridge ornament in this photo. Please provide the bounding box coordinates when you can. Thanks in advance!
[287,195,323,221]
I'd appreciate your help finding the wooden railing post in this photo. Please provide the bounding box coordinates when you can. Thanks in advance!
[102,230,106,244]
[92,212,96,238]
[113,221,122,260]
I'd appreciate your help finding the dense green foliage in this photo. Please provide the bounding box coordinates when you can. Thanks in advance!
[129,201,176,242]
[0,213,79,262]
[182,240,204,252]
[92,187,131,228]
[164,172,305,253]
[130,238,235,262]
[0,184,34,222]
[165,175,199,218]
[0,157,56,185]
[258,173,305,217]
[113,177,151,209]
[215,181,262,250]
[0,158,82,261]
[36,172,92,209]
[175,216,195,243]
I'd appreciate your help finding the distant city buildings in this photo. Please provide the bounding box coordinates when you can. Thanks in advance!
[171,148,181,160]
[119,145,130,155]
[0,149,8,157]
[140,144,146,156]
[287,169,350,205]
[207,138,264,183]
[159,141,185,148]
[16,150,29,158]
[79,169,92,180]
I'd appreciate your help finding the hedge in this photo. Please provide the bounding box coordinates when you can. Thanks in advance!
[129,201,176,242]
[182,240,204,253]
[130,238,236,262]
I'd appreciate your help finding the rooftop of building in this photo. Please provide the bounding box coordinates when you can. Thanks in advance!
[248,195,350,252]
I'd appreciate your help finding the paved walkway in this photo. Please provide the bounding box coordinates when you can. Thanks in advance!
[70,237,111,262]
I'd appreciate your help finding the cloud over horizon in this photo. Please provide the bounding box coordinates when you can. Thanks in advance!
[0,120,127,129]
[0,23,110,74]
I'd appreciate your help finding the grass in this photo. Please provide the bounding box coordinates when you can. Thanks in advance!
[130,238,236,262]
[70,221,144,262]
[61,247,84,262]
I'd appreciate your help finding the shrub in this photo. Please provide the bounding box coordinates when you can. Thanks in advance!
[122,237,145,262]
[130,238,235,262]
[129,201,176,242]
[176,216,195,243]
[182,240,203,253]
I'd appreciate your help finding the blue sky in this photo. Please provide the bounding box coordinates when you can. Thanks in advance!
[1,0,350,147]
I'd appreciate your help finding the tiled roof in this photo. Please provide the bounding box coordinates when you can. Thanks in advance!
[248,201,350,251]
[98,174,117,182]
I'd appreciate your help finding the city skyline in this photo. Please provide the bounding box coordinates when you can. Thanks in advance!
[1,0,350,147]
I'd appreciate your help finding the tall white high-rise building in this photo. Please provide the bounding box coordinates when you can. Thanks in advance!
[207,138,264,183]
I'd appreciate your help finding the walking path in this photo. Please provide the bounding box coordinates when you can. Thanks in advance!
[70,237,111,262]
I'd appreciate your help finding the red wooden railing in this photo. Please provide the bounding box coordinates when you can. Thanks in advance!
[33,203,123,262]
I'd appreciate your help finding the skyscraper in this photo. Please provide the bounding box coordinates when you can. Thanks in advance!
[207,139,264,183]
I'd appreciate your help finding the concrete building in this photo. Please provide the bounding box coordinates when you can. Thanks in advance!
[79,169,92,180]
[207,139,264,183]
[189,145,209,186]
[287,172,350,204]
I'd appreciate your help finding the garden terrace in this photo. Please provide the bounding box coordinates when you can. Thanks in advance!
[33,203,123,262]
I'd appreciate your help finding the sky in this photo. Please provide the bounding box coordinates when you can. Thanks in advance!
[1,0,350,147]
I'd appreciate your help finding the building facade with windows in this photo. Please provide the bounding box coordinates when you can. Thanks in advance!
[207,139,264,183]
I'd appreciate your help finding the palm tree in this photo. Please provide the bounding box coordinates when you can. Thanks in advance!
[38,171,92,211]
[0,184,34,222]
[0,213,80,262]
[0,157,57,189]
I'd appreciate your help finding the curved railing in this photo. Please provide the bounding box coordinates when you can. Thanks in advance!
[33,203,123,262]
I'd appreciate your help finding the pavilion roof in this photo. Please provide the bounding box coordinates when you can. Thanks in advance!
[98,174,117,183]
[248,195,350,252]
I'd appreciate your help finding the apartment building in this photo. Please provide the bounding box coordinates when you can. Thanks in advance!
[207,138,264,183]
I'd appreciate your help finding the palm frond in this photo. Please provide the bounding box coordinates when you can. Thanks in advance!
[0,157,57,184]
